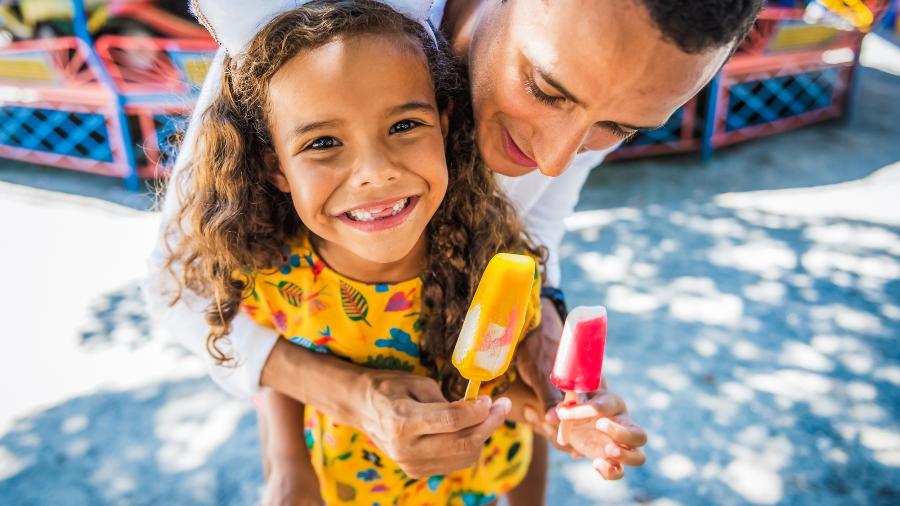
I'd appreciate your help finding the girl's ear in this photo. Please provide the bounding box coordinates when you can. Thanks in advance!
[265,151,291,192]
[440,103,452,140]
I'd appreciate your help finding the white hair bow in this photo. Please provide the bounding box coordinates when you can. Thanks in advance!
[189,0,436,57]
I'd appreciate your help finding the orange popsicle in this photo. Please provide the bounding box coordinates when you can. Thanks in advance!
[452,253,537,400]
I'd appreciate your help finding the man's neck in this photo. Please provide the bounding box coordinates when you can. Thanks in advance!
[441,0,483,62]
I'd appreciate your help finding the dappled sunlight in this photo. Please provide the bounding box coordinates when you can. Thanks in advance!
[708,238,798,279]
[564,207,642,232]
[742,280,787,305]
[561,461,634,502]
[564,188,900,502]
[745,369,834,401]
[730,340,765,361]
[606,284,663,313]
[154,390,249,473]
[668,291,743,326]
[860,426,900,468]
[873,366,900,387]
[721,459,784,505]
[645,364,692,393]
[777,341,835,372]
[692,338,719,358]
[0,380,263,503]
[0,445,29,481]
[658,453,696,481]
[804,222,900,253]
[802,248,900,282]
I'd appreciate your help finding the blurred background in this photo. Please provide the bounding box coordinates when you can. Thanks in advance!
[0,0,898,504]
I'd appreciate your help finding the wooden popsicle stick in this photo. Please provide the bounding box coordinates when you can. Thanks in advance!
[464,380,482,400]
[558,390,577,446]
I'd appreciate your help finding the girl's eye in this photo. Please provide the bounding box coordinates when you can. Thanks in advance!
[525,76,564,107]
[389,119,423,134]
[306,137,341,150]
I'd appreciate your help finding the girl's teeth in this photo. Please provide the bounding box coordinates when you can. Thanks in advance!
[347,198,409,222]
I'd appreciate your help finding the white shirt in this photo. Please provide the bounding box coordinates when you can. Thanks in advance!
[143,3,613,398]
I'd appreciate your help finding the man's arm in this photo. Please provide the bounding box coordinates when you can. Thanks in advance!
[142,47,280,398]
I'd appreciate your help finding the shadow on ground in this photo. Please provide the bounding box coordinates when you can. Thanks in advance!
[0,379,261,505]
[553,206,900,505]
[539,67,900,505]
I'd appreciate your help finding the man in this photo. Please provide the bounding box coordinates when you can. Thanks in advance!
[145,0,762,497]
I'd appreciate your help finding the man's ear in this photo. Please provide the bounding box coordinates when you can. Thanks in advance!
[265,151,291,192]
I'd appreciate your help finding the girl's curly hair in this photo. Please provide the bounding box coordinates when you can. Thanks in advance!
[164,0,544,398]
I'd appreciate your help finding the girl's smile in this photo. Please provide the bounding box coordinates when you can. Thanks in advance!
[335,195,419,232]
[266,32,449,283]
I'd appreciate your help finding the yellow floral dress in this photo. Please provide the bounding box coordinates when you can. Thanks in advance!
[242,235,542,505]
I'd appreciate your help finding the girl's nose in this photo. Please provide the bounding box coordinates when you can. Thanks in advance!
[352,146,401,187]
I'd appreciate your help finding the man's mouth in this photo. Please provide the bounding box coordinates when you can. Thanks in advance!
[343,197,412,222]
[503,129,537,168]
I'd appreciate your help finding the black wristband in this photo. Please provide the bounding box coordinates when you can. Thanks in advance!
[540,286,568,321]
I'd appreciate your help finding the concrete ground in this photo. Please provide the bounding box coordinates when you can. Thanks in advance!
[1,36,898,505]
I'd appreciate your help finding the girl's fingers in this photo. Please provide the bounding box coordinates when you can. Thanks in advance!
[596,417,648,448]
[605,442,646,467]
[557,393,626,420]
[592,458,624,480]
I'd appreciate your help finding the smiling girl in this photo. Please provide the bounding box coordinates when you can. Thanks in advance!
[163,1,543,503]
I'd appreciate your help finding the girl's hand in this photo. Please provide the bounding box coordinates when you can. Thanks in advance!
[261,459,323,506]
[556,389,647,480]
[357,370,511,479]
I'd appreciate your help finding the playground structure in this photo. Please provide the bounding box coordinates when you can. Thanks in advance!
[0,1,897,188]
[0,0,215,190]
[612,0,895,160]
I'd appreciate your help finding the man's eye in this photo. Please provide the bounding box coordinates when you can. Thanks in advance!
[307,137,341,150]
[389,119,422,134]
[602,123,638,141]
[525,76,564,106]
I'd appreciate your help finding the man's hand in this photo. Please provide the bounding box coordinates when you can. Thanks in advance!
[357,370,511,479]
[262,340,509,480]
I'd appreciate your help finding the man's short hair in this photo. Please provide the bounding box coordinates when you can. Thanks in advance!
[640,0,764,53]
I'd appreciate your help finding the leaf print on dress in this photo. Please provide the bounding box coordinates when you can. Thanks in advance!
[339,280,372,326]
[271,309,288,333]
[266,280,304,308]
[384,288,415,312]
[374,328,420,358]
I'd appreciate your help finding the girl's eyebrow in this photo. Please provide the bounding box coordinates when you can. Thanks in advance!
[291,120,342,139]
[388,101,436,115]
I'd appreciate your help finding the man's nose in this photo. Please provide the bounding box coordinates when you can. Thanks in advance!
[533,126,587,177]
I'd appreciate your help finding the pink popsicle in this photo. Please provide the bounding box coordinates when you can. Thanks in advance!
[550,306,607,393]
